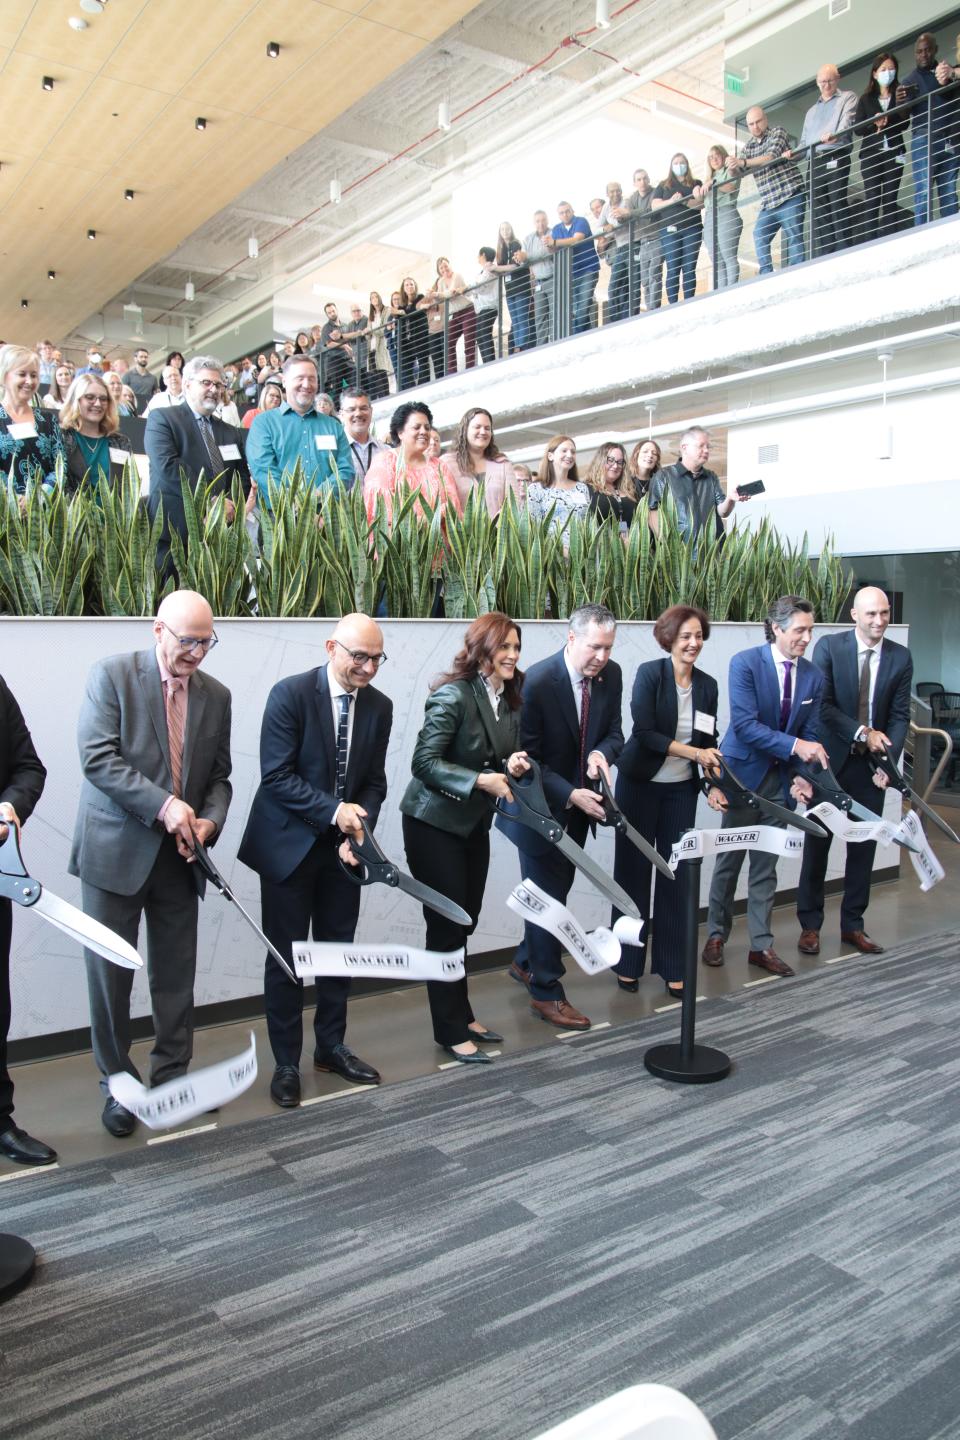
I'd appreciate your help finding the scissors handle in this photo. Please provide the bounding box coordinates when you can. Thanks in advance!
[493,758,564,844]
[337,817,398,888]
[0,820,42,908]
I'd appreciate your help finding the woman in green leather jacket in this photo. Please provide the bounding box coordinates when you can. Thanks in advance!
[401,613,530,1064]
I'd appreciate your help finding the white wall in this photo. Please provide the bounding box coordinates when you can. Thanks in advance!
[3,616,906,1043]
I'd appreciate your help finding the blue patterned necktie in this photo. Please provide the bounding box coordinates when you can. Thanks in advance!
[335,693,351,800]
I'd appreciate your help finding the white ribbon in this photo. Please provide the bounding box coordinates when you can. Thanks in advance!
[292,943,466,982]
[898,809,945,892]
[108,1032,257,1130]
[507,879,641,973]
[806,801,901,847]
[807,802,944,892]
[669,824,805,871]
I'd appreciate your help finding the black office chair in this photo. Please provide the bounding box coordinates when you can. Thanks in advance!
[930,691,960,789]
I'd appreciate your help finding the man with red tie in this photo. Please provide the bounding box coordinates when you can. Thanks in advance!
[702,595,827,976]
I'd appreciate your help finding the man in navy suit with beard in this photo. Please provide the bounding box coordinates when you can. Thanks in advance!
[796,587,912,956]
[498,604,624,1031]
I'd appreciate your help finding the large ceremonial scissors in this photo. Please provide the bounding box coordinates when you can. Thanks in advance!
[0,822,142,970]
[191,840,299,983]
[594,773,675,883]
[338,818,472,926]
[866,749,960,845]
[699,756,825,837]
[494,758,642,919]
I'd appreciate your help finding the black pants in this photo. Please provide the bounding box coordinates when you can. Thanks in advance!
[427,331,445,383]
[261,838,361,1067]
[861,149,905,241]
[612,777,696,983]
[0,899,13,1126]
[797,752,885,933]
[474,310,497,365]
[402,814,489,1046]
[812,152,852,255]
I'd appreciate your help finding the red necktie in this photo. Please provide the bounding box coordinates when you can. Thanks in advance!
[578,677,591,785]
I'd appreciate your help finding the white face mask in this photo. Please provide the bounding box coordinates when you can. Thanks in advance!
[876,69,896,86]
[89,353,102,365]
[672,162,688,179]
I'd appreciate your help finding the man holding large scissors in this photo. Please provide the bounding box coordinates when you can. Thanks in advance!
[498,604,624,1030]
[238,614,392,1108]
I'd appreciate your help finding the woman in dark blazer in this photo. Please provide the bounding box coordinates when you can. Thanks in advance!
[59,373,134,495]
[854,53,910,242]
[401,613,530,1063]
[613,605,723,997]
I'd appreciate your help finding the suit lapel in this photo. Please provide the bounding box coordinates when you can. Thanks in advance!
[344,686,371,795]
[759,647,781,729]
[585,668,609,753]
[181,670,208,794]
[470,676,503,758]
[315,665,337,786]
[873,641,892,717]
[841,630,859,716]
[136,650,172,780]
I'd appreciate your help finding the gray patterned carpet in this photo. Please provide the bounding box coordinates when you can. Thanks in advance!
[3,934,960,1440]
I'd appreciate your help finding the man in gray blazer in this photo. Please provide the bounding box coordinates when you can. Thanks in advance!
[69,590,232,1137]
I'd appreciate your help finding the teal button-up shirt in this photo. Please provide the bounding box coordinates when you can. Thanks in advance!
[246,402,354,496]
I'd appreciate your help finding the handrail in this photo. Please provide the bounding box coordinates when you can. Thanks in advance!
[909,720,955,802]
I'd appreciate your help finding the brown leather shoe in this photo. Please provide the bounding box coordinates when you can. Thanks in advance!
[529,998,591,1030]
[701,936,724,967]
[508,960,532,988]
[748,948,795,977]
[841,930,884,955]
[798,928,820,955]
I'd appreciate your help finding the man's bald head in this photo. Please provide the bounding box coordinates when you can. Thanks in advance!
[154,590,216,677]
[745,105,768,137]
[851,587,891,647]
[326,612,385,691]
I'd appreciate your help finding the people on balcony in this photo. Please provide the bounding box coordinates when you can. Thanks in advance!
[473,248,500,365]
[434,257,477,375]
[552,201,599,335]
[523,211,556,345]
[702,144,742,287]
[898,32,959,226]
[599,180,632,324]
[651,153,704,305]
[729,106,806,274]
[493,222,533,354]
[855,54,910,243]
[797,64,857,255]
[625,168,663,312]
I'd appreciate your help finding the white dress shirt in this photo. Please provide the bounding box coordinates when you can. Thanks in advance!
[327,669,356,831]
[855,638,882,737]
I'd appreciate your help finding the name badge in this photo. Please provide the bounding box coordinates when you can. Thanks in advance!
[7,422,37,440]
[694,710,716,735]
[315,434,336,451]
[826,158,839,170]
[220,443,241,461]
[109,448,129,465]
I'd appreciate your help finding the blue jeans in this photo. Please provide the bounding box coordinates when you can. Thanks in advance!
[572,269,598,334]
[911,132,960,225]
[661,224,702,304]
[754,191,806,274]
[606,247,631,323]
[505,287,533,351]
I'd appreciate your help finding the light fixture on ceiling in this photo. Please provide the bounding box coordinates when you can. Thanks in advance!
[124,188,134,200]
[185,280,195,302]
[438,100,451,131]
[79,0,105,12]
[42,76,55,91]
[266,41,280,59]
[48,269,56,280]
[20,299,28,310]
[329,176,342,204]
[87,228,96,239]
[195,116,207,131]
[248,235,259,259]
[877,351,893,460]
[68,16,89,31]
[595,0,611,28]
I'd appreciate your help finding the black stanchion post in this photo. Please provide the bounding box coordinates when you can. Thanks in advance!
[644,855,731,1084]
[0,1234,35,1303]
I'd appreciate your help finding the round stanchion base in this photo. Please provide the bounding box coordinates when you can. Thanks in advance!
[0,1234,36,1303]
[644,1042,731,1085]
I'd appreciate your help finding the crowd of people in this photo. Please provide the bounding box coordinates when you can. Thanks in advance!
[0,581,911,1164]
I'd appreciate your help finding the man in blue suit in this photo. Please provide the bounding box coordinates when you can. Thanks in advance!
[796,587,912,956]
[702,596,827,976]
[238,614,392,1108]
[498,604,624,1030]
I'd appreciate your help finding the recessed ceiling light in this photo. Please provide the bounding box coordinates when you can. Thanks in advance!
[42,76,55,91]
[20,299,29,309]
[79,0,104,13]
[195,116,207,131]
[329,177,342,204]
[87,228,96,239]
[266,41,280,59]
[124,188,134,200]
[68,16,89,31]
[248,236,259,259]
[48,270,56,280]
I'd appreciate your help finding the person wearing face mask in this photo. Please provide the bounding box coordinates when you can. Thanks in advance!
[651,153,704,305]
[795,64,857,255]
[855,54,911,242]
[612,607,722,999]
[898,32,960,226]
[77,345,105,377]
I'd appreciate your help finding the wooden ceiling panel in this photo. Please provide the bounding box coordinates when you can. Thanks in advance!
[361,0,487,41]
[13,0,151,73]
[51,78,172,172]
[102,0,260,96]
[254,25,424,123]
[0,50,95,156]
[180,2,350,112]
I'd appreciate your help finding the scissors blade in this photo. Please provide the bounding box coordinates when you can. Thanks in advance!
[193,842,298,983]
[32,889,143,970]
[907,791,960,845]
[597,775,674,882]
[554,831,642,919]
[717,761,825,837]
[394,871,472,926]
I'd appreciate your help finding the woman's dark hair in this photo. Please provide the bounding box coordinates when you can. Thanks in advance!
[453,407,500,473]
[864,52,898,99]
[369,291,384,322]
[432,612,524,710]
[628,438,661,498]
[46,366,74,406]
[400,277,421,306]
[653,604,711,652]
[160,350,184,391]
[293,332,311,353]
[478,246,496,263]
[389,399,433,446]
[659,152,700,193]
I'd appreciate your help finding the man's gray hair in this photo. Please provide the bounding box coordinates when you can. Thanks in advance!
[282,353,318,376]
[182,355,224,384]
[569,603,617,635]
[764,594,814,643]
[679,426,708,448]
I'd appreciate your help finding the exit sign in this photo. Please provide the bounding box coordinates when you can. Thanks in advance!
[725,72,744,94]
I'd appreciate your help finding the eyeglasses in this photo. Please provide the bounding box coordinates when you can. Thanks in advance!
[604,456,625,468]
[159,620,218,653]
[334,638,387,668]
[193,379,223,389]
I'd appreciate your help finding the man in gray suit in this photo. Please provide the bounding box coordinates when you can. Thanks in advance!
[69,590,232,1137]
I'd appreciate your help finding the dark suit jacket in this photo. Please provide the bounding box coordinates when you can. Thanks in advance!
[496,647,623,857]
[720,643,823,798]
[145,405,251,563]
[68,649,232,895]
[618,657,719,785]
[0,676,46,826]
[854,91,909,159]
[811,630,912,774]
[238,664,393,886]
[62,428,134,494]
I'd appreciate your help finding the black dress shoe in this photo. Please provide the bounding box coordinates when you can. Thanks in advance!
[468,1026,503,1044]
[665,983,685,1001]
[615,975,640,993]
[441,1045,493,1065]
[0,1124,58,1166]
[270,1065,301,1108]
[313,1044,381,1084]
[101,1098,137,1137]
